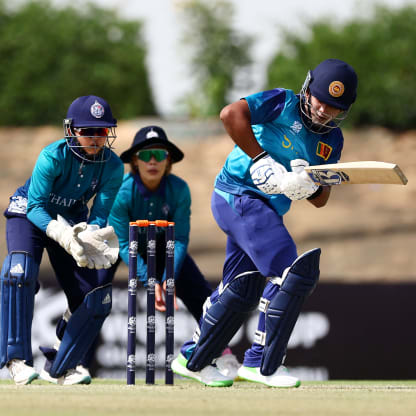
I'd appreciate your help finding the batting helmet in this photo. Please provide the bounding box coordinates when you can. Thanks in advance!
[300,59,358,133]
[63,95,117,163]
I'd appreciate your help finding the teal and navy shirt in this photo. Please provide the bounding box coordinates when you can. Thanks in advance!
[215,88,344,216]
[6,139,124,230]
[108,172,191,282]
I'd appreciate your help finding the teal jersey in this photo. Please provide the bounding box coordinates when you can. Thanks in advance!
[108,172,191,281]
[24,139,124,231]
[215,88,344,216]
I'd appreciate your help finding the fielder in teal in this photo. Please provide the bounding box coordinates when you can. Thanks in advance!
[172,59,358,387]
[105,126,213,321]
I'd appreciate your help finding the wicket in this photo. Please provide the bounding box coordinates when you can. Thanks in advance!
[127,219,175,385]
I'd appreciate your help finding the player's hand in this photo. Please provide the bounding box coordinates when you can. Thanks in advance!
[77,225,119,269]
[250,152,287,194]
[155,281,178,312]
[46,216,88,267]
[280,159,319,200]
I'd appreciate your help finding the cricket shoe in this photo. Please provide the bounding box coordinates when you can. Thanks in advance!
[39,368,58,384]
[57,365,92,385]
[171,353,234,387]
[7,359,39,385]
[215,350,241,380]
[237,365,300,388]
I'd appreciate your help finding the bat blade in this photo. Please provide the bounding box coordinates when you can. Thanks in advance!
[305,161,408,186]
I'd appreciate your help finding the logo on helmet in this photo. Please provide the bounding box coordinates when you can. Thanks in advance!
[328,81,345,98]
[146,129,159,139]
[90,100,105,118]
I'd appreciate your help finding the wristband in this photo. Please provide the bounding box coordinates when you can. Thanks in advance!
[252,151,268,163]
[307,186,324,200]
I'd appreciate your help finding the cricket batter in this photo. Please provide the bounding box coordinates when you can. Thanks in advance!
[172,59,358,387]
[0,95,124,385]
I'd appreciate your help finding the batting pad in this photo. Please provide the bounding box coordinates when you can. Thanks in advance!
[261,248,321,375]
[0,251,38,368]
[187,271,266,372]
[49,284,112,378]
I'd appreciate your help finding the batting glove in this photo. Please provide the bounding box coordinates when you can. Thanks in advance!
[250,151,288,194]
[280,159,319,200]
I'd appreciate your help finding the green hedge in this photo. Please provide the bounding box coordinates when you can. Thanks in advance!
[266,6,416,131]
[0,0,156,126]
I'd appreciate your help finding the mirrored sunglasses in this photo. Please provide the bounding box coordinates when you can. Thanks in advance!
[136,149,169,162]
[76,127,109,136]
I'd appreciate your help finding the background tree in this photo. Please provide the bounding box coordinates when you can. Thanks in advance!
[179,0,253,117]
[266,5,416,131]
[0,0,156,126]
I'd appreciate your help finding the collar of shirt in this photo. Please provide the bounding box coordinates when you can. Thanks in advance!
[133,173,167,200]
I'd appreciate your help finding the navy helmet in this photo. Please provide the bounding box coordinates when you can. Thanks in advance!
[66,95,117,128]
[63,95,117,163]
[300,59,358,133]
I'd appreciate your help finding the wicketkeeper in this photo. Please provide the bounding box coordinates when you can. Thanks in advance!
[0,95,124,385]
[172,59,358,387]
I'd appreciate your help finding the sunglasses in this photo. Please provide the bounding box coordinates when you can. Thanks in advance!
[136,149,169,162]
[76,127,109,136]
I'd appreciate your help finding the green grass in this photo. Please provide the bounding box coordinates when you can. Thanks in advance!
[1,379,416,416]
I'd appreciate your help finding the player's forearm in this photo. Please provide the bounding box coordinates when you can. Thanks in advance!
[307,186,331,208]
[220,100,263,159]
[26,204,53,232]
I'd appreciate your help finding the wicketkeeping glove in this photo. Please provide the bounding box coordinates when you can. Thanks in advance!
[77,225,119,269]
[250,151,288,194]
[46,216,88,267]
[280,159,319,200]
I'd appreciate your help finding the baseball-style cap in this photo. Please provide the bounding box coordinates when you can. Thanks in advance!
[309,59,358,110]
[120,126,184,163]
[66,95,117,128]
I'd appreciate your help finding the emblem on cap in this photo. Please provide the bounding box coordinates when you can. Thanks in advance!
[146,129,159,139]
[328,81,345,98]
[90,100,105,118]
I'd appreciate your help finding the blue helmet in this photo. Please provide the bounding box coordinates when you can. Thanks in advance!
[66,95,117,128]
[63,95,117,163]
[300,59,358,134]
[308,59,357,110]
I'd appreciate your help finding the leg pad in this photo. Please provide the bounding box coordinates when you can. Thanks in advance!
[187,271,266,371]
[49,284,112,377]
[0,251,38,367]
[261,248,321,375]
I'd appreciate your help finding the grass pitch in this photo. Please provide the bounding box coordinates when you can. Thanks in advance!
[1,379,416,416]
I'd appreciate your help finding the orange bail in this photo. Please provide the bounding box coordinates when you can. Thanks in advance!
[135,220,149,227]
[155,220,168,227]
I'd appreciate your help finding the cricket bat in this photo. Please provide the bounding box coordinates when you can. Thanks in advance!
[305,161,408,186]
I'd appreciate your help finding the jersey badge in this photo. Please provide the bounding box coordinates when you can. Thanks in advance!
[90,178,99,192]
[162,203,170,216]
[316,141,332,161]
